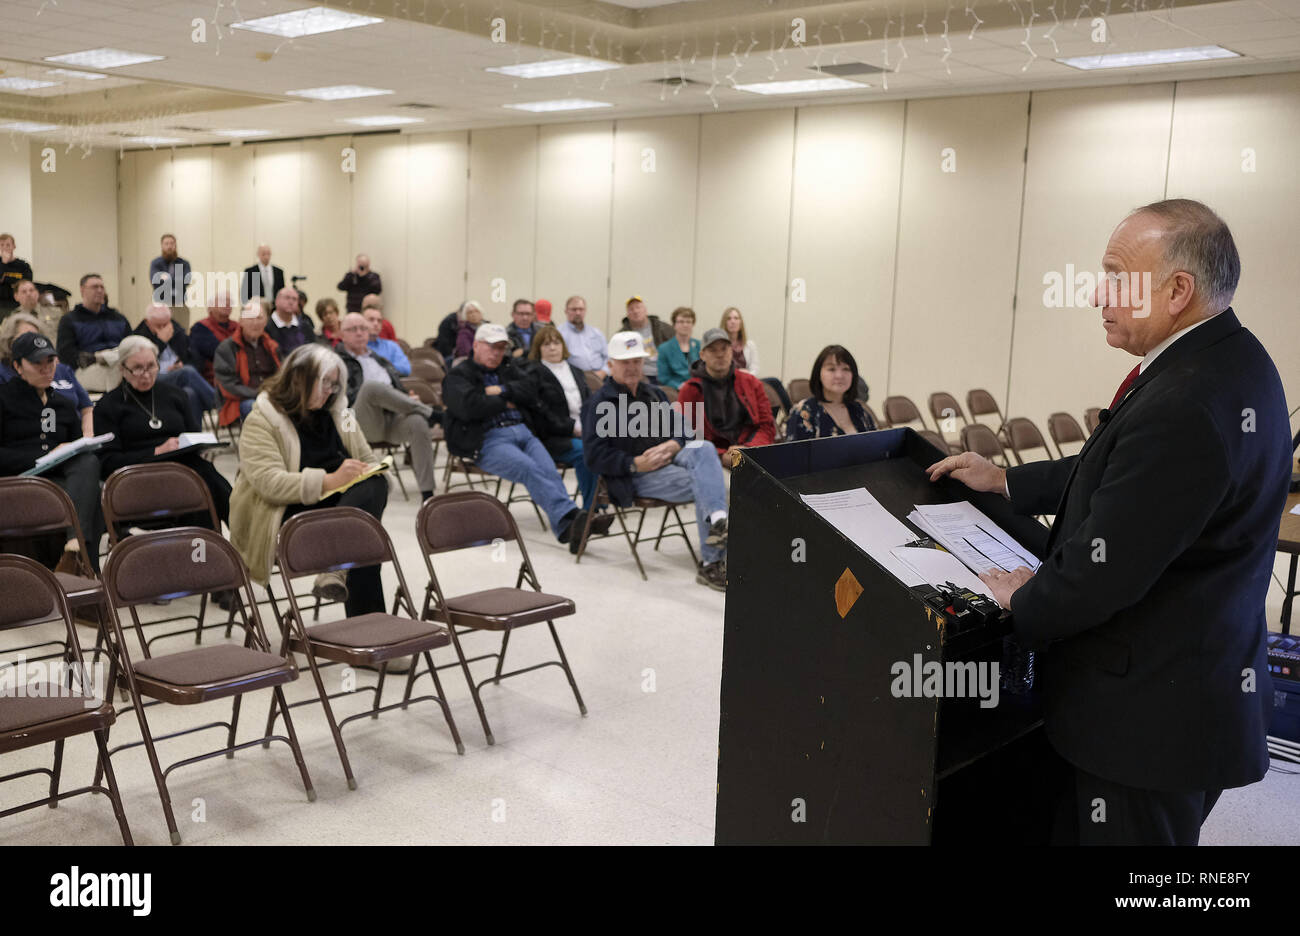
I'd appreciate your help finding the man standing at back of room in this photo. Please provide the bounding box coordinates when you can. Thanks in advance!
[149,233,192,307]
[337,254,381,316]
[241,243,285,305]
[928,198,1292,845]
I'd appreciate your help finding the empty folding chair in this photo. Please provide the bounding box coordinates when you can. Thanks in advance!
[1084,406,1102,436]
[966,388,1005,433]
[760,381,786,435]
[100,527,314,845]
[1048,411,1087,458]
[883,395,928,431]
[270,507,464,789]
[410,357,445,384]
[401,377,446,467]
[917,429,952,454]
[102,462,228,650]
[0,555,132,845]
[928,392,968,439]
[415,492,586,745]
[571,476,698,579]
[786,378,812,406]
[1003,417,1055,465]
[864,402,885,429]
[961,423,1011,468]
[396,338,413,355]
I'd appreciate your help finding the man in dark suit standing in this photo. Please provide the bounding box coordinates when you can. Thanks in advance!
[928,199,1292,845]
[241,243,285,305]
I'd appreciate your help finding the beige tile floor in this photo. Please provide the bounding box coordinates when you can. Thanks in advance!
[1,448,1295,845]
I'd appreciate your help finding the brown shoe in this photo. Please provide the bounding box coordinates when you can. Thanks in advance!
[54,548,81,577]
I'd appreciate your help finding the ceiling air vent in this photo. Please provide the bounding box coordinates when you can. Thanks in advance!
[814,62,887,77]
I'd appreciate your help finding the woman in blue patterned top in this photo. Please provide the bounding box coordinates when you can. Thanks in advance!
[786,345,877,441]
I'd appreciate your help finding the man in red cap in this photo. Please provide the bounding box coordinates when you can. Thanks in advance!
[534,298,552,323]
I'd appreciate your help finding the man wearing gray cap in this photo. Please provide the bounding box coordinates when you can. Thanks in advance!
[443,322,588,543]
[676,327,775,462]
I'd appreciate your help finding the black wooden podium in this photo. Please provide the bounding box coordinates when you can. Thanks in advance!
[715,428,1058,844]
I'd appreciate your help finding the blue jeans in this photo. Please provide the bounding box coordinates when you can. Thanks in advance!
[552,438,596,510]
[159,365,218,427]
[630,440,727,564]
[475,423,577,536]
[239,398,255,419]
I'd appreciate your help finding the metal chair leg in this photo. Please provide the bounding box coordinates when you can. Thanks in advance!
[547,619,587,716]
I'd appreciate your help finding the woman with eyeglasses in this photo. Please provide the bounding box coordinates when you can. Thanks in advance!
[229,342,388,613]
[92,335,232,527]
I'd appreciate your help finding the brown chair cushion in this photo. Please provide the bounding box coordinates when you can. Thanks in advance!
[134,644,290,687]
[0,690,108,733]
[443,588,575,630]
[54,571,103,602]
[306,613,449,652]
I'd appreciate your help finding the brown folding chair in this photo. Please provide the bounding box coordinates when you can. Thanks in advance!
[760,381,786,435]
[966,388,1005,432]
[883,395,928,430]
[786,378,811,406]
[928,392,968,437]
[271,507,464,788]
[410,357,445,384]
[917,429,958,455]
[419,339,446,366]
[408,347,442,365]
[415,492,586,745]
[0,477,109,664]
[1048,411,1087,458]
[1003,416,1055,464]
[1084,406,1102,436]
[395,338,413,355]
[102,462,228,651]
[864,402,885,429]
[0,555,132,845]
[583,370,603,394]
[660,384,679,404]
[401,377,445,466]
[961,423,1011,467]
[100,527,314,844]
[571,476,699,579]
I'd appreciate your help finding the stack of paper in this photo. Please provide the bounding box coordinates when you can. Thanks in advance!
[22,433,115,477]
[799,488,925,587]
[907,502,1040,578]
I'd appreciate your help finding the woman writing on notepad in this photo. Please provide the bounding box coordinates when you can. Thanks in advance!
[93,335,231,528]
[229,342,388,613]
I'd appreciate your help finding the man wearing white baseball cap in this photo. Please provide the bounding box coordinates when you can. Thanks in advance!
[581,331,729,591]
[443,322,589,543]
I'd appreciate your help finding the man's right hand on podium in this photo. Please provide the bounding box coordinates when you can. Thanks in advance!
[926,452,1009,498]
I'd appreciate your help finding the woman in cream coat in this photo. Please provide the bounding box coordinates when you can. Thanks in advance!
[229,342,387,614]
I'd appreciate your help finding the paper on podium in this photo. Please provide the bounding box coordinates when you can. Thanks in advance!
[908,501,1040,577]
[799,488,926,587]
[321,454,393,499]
[890,545,999,605]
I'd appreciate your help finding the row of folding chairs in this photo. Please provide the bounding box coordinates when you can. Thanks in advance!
[0,469,586,846]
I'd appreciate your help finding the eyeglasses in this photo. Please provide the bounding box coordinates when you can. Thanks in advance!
[124,361,159,377]
[319,378,341,394]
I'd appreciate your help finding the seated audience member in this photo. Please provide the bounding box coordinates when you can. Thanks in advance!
[582,332,729,589]
[214,301,281,426]
[265,287,316,354]
[5,277,42,322]
[622,296,672,384]
[57,273,132,392]
[93,335,231,526]
[453,301,485,359]
[657,306,700,390]
[556,295,608,377]
[336,312,440,500]
[444,323,587,543]
[534,298,553,324]
[362,302,410,375]
[506,298,537,358]
[229,343,388,610]
[0,311,93,437]
[721,306,759,373]
[0,332,104,571]
[359,293,397,340]
[523,324,602,513]
[0,233,34,313]
[134,302,219,426]
[786,345,878,441]
[337,254,381,317]
[677,328,776,463]
[190,289,240,384]
[434,301,477,358]
[317,298,342,346]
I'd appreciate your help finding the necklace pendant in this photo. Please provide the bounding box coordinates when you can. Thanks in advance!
[148,417,163,430]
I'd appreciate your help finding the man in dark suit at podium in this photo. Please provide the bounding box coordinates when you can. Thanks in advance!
[928,199,1292,845]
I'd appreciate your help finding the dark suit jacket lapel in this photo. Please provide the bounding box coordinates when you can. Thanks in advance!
[1042,308,1242,553]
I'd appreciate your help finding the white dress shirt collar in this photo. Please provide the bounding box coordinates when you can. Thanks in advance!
[1140,310,1223,374]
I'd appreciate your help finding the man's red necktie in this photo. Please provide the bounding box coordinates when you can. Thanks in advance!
[1108,364,1141,411]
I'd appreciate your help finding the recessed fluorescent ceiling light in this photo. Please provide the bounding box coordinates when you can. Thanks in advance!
[45,69,107,80]
[44,48,164,69]
[211,129,272,137]
[341,115,425,126]
[286,84,392,100]
[735,77,866,94]
[0,121,59,133]
[487,57,620,79]
[1058,45,1239,70]
[505,99,612,113]
[0,77,59,91]
[125,136,182,145]
[231,6,382,38]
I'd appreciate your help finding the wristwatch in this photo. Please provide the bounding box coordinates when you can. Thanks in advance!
[628,459,638,475]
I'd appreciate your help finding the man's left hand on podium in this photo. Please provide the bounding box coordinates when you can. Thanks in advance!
[978,566,1035,608]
